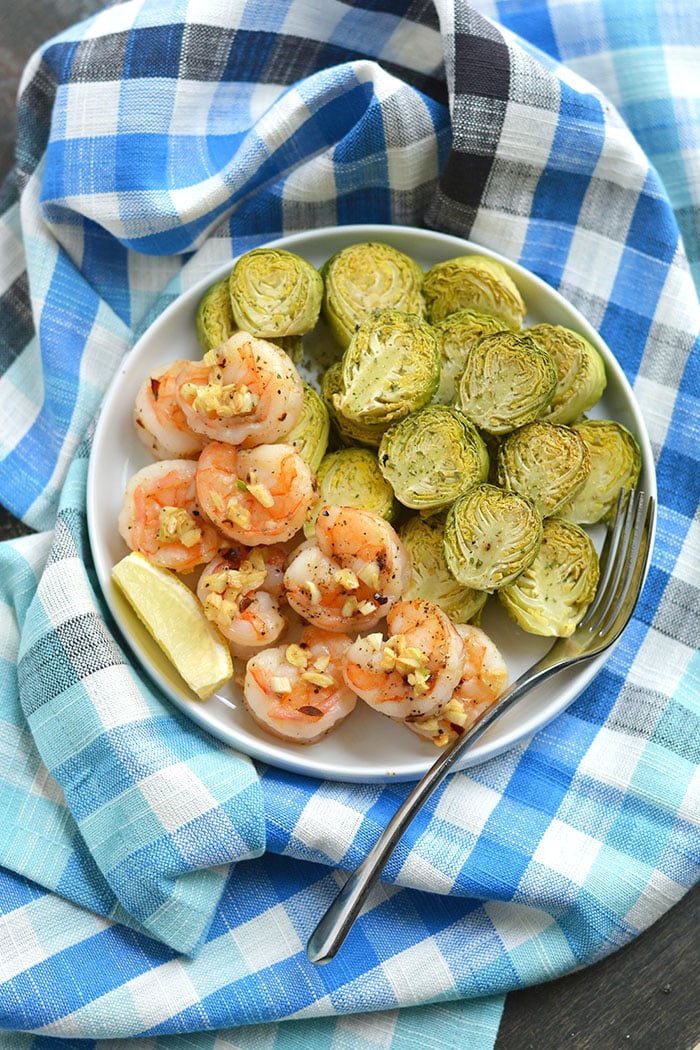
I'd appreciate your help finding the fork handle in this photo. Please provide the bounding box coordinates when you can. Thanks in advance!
[306,648,589,965]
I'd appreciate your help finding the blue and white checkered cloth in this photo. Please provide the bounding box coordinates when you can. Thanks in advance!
[0,0,698,1045]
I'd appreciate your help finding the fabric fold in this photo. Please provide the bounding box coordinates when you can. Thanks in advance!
[14,447,266,956]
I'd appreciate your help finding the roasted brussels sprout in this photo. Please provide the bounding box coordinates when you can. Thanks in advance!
[304,447,395,536]
[332,308,440,436]
[443,483,543,592]
[557,419,642,524]
[432,308,508,403]
[321,361,387,448]
[498,517,600,636]
[422,254,526,329]
[228,247,323,337]
[195,278,236,351]
[456,331,558,434]
[526,323,607,424]
[321,241,425,349]
[282,382,330,472]
[378,404,489,512]
[399,515,488,624]
[496,420,591,518]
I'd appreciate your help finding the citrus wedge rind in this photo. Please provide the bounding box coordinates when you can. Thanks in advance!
[111,551,233,700]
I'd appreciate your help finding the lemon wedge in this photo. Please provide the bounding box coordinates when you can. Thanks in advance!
[111,551,232,700]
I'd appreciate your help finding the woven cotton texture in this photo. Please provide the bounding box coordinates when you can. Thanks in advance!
[0,0,698,1045]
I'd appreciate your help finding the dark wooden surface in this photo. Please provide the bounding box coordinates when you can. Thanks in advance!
[1,4,698,1047]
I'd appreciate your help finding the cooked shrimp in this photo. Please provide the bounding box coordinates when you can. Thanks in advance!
[196,546,288,657]
[283,504,411,632]
[175,331,304,447]
[118,459,223,573]
[243,627,356,743]
[133,360,206,459]
[402,623,509,746]
[195,440,316,545]
[341,598,464,720]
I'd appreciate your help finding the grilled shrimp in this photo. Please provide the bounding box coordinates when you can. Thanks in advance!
[133,360,206,459]
[175,332,304,447]
[283,504,411,632]
[341,598,464,720]
[195,440,317,545]
[196,546,288,658]
[118,459,223,573]
[402,623,508,746]
[243,627,356,743]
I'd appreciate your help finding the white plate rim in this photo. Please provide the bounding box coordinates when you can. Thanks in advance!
[87,223,657,783]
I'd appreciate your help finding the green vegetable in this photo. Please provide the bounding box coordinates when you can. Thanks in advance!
[557,419,642,524]
[432,308,508,404]
[321,241,425,348]
[526,323,607,424]
[321,361,387,448]
[456,330,558,434]
[496,420,592,517]
[399,515,488,624]
[229,247,323,337]
[332,307,440,437]
[422,254,526,329]
[195,278,236,351]
[378,404,489,512]
[282,382,330,472]
[498,517,600,636]
[305,447,395,536]
[444,483,543,592]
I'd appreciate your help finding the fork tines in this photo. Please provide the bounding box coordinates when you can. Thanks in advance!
[580,487,654,637]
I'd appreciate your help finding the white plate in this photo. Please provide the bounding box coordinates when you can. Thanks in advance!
[87,224,656,783]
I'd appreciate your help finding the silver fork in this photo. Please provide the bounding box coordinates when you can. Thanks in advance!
[306,488,655,965]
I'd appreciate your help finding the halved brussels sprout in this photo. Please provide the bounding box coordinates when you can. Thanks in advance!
[456,331,558,434]
[332,308,440,435]
[229,247,323,337]
[195,276,306,362]
[526,323,607,424]
[321,241,425,349]
[304,447,395,536]
[443,483,543,592]
[282,382,330,472]
[399,515,488,624]
[432,309,508,403]
[496,420,591,517]
[378,404,489,512]
[422,254,526,329]
[498,517,600,636]
[557,419,642,524]
[195,278,236,351]
[321,361,387,448]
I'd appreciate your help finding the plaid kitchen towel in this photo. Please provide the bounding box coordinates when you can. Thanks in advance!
[0,0,698,1045]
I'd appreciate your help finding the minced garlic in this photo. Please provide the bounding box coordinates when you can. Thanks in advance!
[181,350,260,419]
[379,633,431,695]
[300,670,335,688]
[357,560,380,590]
[303,579,322,604]
[157,506,202,548]
[224,496,251,528]
[243,470,274,508]
[334,568,359,591]
[200,550,268,627]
